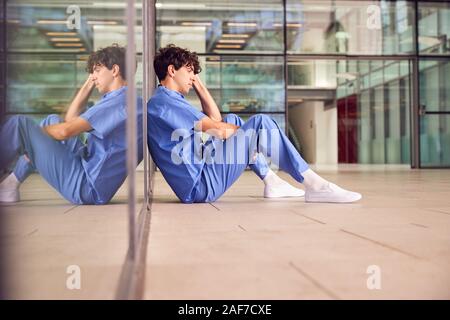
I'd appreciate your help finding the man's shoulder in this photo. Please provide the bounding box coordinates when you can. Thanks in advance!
[91,92,126,110]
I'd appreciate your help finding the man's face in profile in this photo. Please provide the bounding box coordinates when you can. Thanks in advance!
[91,64,116,94]
[171,64,196,95]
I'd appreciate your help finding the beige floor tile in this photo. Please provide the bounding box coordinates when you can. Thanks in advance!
[145,169,450,299]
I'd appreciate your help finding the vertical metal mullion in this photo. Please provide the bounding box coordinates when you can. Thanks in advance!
[126,0,137,260]
[411,0,420,168]
[2,0,7,120]
[283,0,288,135]
[148,0,156,200]
[142,0,149,209]
[143,0,156,206]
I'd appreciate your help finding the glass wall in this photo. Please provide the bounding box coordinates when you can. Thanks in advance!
[418,1,450,167]
[156,0,284,54]
[6,0,143,120]
[418,1,450,55]
[286,0,415,55]
[2,0,147,298]
[419,60,450,166]
[287,58,411,164]
[4,0,450,168]
[156,0,286,130]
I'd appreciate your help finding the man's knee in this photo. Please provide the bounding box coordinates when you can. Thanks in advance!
[249,114,276,126]
[223,113,243,125]
[8,115,32,129]
[40,114,61,127]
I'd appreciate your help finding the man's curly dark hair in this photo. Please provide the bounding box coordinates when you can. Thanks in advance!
[86,44,127,79]
[153,44,202,82]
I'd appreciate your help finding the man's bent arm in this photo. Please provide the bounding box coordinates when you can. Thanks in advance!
[65,75,95,122]
[196,116,239,140]
[43,117,92,141]
[192,75,222,122]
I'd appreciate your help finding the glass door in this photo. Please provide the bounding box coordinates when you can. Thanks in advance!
[418,59,450,167]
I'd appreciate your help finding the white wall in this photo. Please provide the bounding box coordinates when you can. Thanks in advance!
[289,101,338,165]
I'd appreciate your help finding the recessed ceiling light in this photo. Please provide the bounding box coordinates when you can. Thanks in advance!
[222,34,250,38]
[216,44,242,49]
[181,22,211,26]
[49,38,81,42]
[87,20,118,25]
[273,23,303,28]
[46,32,78,36]
[37,20,67,24]
[227,22,257,27]
[54,43,84,47]
[218,39,246,44]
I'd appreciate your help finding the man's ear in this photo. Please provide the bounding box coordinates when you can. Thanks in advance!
[112,64,121,78]
[167,64,175,78]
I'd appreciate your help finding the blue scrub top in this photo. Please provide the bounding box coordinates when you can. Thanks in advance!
[80,86,143,204]
[147,85,206,203]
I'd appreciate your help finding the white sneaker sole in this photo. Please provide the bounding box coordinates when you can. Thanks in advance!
[305,192,362,203]
[0,189,20,203]
[264,188,305,198]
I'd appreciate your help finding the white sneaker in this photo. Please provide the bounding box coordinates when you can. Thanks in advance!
[0,188,20,203]
[264,182,305,198]
[0,173,20,203]
[305,182,362,203]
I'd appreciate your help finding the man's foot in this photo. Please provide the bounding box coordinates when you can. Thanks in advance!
[305,182,361,203]
[0,173,20,203]
[0,188,20,203]
[264,181,305,198]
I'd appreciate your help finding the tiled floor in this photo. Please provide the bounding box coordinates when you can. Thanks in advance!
[144,167,450,300]
[1,167,450,299]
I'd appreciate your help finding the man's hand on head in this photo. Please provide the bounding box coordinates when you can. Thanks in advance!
[85,73,96,91]
[192,74,202,93]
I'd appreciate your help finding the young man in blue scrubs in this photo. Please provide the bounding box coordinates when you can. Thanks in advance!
[0,44,142,204]
[147,45,361,204]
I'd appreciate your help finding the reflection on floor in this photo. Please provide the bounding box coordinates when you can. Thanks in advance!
[1,167,450,299]
[0,173,144,299]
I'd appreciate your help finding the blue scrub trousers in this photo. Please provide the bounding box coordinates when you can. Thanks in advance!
[193,113,309,202]
[0,115,95,204]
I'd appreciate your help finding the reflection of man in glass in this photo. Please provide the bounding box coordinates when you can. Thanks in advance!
[0,44,142,204]
[147,45,361,204]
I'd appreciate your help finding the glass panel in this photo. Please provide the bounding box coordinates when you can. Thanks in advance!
[287,0,415,55]
[420,115,450,166]
[288,60,336,88]
[7,53,97,114]
[2,0,144,298]
[287,59,411,164]
[6,0,143,116]
[186,55,285,113]
[0,1,4,54]
[419,59,450,112]
[418,1,450,55]
[156,0,284,54]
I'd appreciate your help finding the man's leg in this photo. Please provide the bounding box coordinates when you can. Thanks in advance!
[221,114,304,198]
[237,114,361,203]
[13,114,85,181]
[0,115,93,204]
[1,114,85,202]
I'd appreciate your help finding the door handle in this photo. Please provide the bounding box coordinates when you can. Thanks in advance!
[419,104,427,116]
